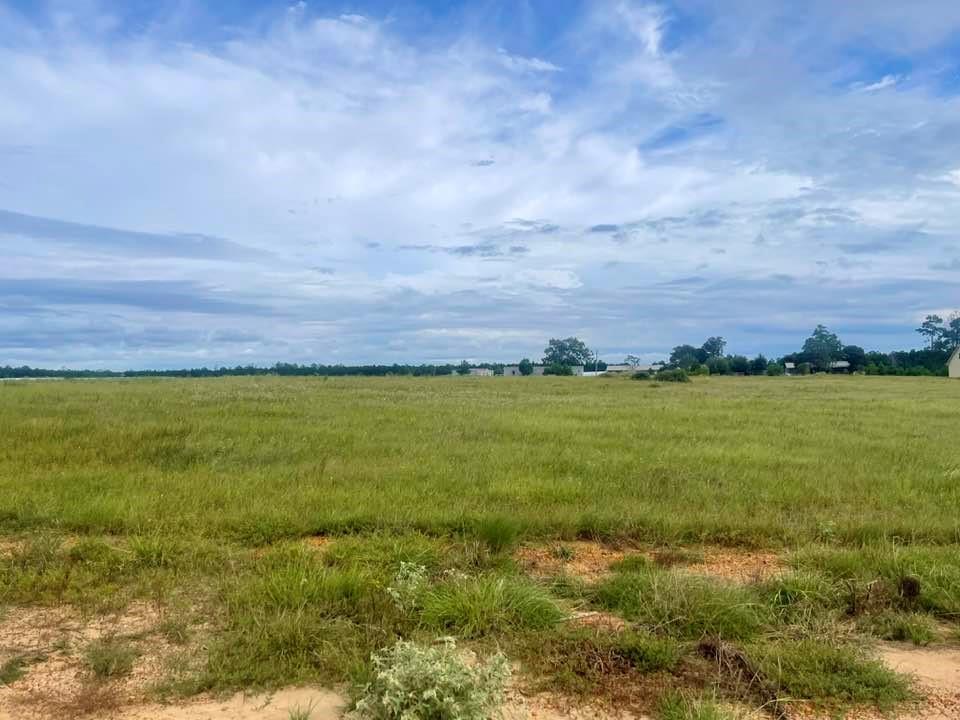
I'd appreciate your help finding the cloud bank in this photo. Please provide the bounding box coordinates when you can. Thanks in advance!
[2,0,959,367]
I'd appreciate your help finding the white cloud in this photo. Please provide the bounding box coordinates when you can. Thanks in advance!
[1,1,959,366]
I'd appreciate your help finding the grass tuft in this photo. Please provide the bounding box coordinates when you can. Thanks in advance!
[595,566,771,640]
[657,691,736,720]
[421,575,564,638]
[749,640,912,708]
[85,638,139,679]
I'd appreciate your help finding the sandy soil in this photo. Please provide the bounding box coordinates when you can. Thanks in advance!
[516,541,784,584]
[877,642,960,720]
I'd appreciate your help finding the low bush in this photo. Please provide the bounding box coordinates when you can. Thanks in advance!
[351,639,510,720]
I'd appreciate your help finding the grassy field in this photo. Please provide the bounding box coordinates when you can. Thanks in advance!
[1,375,959,719]
[1,375,959,544]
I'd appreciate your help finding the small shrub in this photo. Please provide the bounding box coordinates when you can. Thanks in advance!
[386,562,428,612]
[655,369,690,383]
[85,638,138,679]
[421,575,565,638]
[631,371,651,380]
[351,639,510,720]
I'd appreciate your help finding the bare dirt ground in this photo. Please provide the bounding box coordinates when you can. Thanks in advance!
[515,541,784,584]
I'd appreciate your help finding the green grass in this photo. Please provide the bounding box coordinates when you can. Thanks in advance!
[594,565,772,640]
[749,640,912,707]
[0,375,958,545]
[657,691,736,720]
[0,375,957,711]
[85,638,139,679]
[420,575,565,638]
[523,626,683,694]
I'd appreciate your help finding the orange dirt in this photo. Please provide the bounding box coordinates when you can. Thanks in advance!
[516,541,629,581]
[681,549,784,583]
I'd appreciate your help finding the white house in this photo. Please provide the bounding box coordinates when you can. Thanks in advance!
[502,364,583,376]
[950,347,960,378]
[468,368,493,377]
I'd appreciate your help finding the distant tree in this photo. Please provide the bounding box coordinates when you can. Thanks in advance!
[669,344,701,370]
[701,336,727,358]
[750,354,768,375]
[518,358,534,376]
[916,314,945,350]
[456,360,471,376]
[766,362,785,376]
[730,355,750,374]
[706,356,731,375]
[797,362,812,375]
[543,337,590,366]
[624,354,642,368]
[842,345,867,373]
[802,325,843,372]
[945,313,960,350]
[543,363,573,376]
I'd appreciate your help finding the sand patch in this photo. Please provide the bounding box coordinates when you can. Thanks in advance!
[878,642,960,719]
[681,549,783,583]
[0,603,204,719]
[516,541,629,581]
[103,688,345,720]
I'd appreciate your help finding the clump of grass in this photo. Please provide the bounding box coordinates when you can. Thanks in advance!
[749,640,911,708]
[551,544,575,561]
[288,701,315,720]
[657,691,736,720]
[352,639,510,720]
[85,638,139,679]
[472,517,521,555]
[1,653,45,685]
[526,626,682,694]
[594,566,771,640]
[158,617,192,645]
[421,575,564,638]
[860,611,938,646]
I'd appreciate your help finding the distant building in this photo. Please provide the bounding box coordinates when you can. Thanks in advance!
[468,368,493,376]
[950,347,960,378]
[603,364,633,373]
[503,365,522,376]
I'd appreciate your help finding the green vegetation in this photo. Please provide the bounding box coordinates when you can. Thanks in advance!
[353,639,510,720]
[749,640,911,707]
[2,375,959,544]
[85,638,139,679]
[0,375,958,716]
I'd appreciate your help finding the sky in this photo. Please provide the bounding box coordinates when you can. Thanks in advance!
[1,0,959,369]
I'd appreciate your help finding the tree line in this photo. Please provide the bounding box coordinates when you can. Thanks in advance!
[666,317,958,377]
[2,315,956,380]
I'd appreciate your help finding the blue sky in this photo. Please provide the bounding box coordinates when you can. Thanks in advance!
[1,0,959,368]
